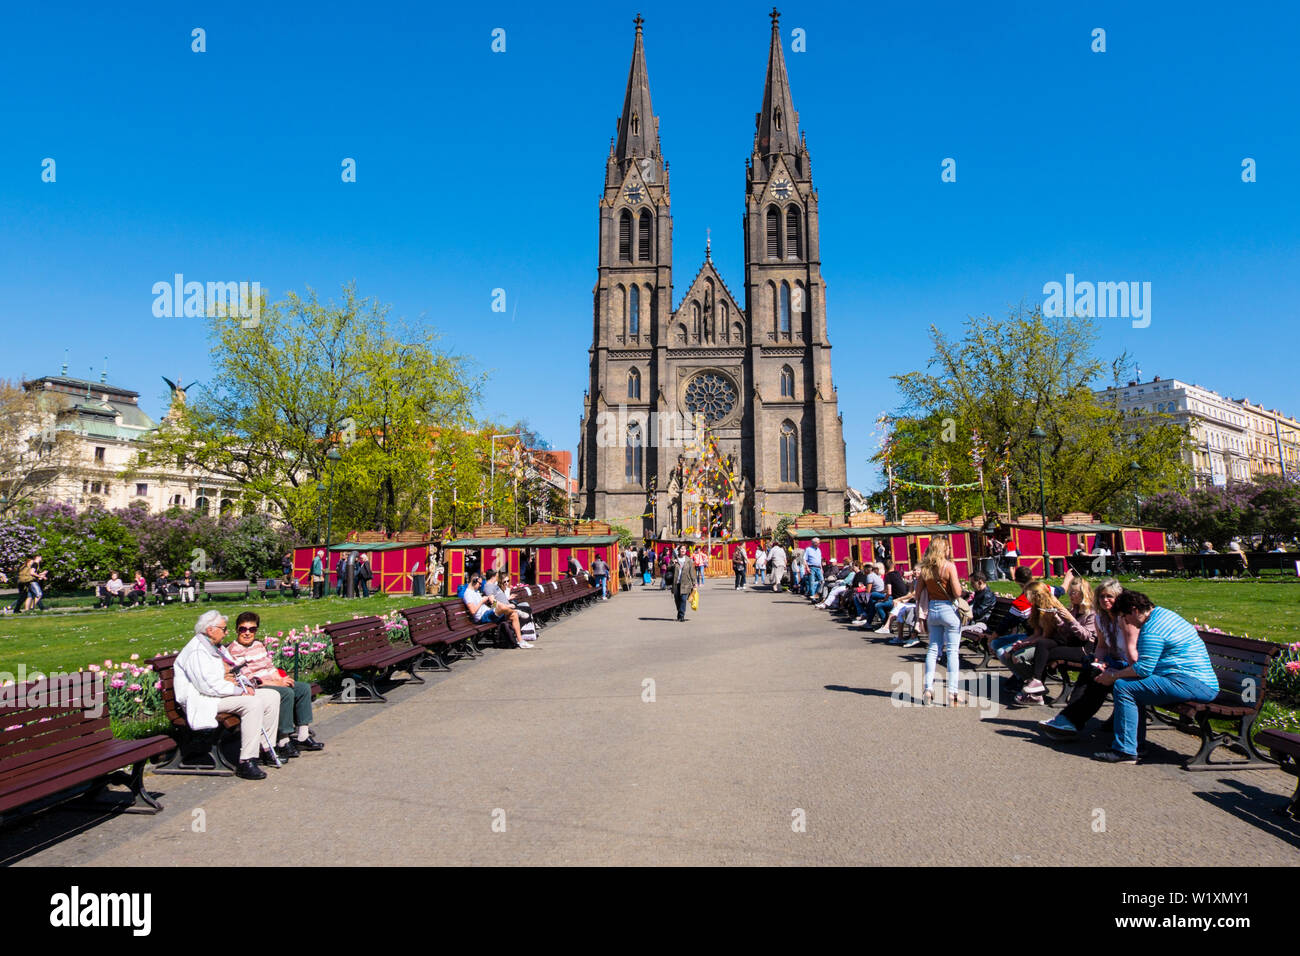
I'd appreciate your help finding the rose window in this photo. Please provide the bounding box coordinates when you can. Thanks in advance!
[683,372,738,424]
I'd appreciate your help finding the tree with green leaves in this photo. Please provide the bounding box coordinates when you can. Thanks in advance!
[137,283,482,537]
[873,307,1189,521]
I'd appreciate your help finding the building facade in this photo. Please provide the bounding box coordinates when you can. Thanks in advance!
[19,374,264,515]
[576,13,848,537]
[1095,376,1299,486]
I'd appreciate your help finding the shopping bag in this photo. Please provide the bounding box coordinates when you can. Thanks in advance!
[689,589,699,611]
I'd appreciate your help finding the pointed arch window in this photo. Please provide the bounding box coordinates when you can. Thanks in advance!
[627,367,641,400]
[786,207,801,259]
[629,284,640,336]
[618,211,632,262]
[638,210,652,261]
[691,300,701,338]
[630,113,640,136]
[779,281,792,335]
[625,422,643,485]
[774,108,783,132]
[780,421,798,483]
[780,365,794,398]
[766,206,781,259]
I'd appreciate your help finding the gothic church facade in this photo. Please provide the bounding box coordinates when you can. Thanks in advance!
[577,12,848,537]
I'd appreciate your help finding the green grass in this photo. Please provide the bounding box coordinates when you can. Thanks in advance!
[0,593,450,675]
[990,578,1299,645]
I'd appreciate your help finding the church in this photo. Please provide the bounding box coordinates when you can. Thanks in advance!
[576,11,848,539]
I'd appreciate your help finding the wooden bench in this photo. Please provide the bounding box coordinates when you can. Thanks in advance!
[1255,729,1300,820]
[203,580,250,601]
[1150,629,1282,771]
[151,653,245,775]
[399,602,478,670]
[1,672,173,823]
[258,580,303,599]
[323,616,427,703]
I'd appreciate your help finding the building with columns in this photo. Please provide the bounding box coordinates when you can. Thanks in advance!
[1095,376,1299,486]
[576,12,848,537]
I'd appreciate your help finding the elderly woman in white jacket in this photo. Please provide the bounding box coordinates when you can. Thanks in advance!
[174,609,282,780]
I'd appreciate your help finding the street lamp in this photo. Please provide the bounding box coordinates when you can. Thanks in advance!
[1030,425,1050,577]
[1130,460,1142,523]
[323,448,342,551]
[315,482,326,545]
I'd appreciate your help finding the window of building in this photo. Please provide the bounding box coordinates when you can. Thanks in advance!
[785,207,801,259]
[779,282,791,334]
[629,284,640,336]
[780,421,798,483]
[766,206,781,259]
[618,211,632,262]
[780,365,794,398]
[94,446,105,462]
[195,496,209,515]
[628,367,641,400]
[638,210,652,261]
[625,423,643,485]
[135,483,148,497]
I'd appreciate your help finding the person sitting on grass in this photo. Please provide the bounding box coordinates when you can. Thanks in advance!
[462,572,528,648]
[1090,590,1218,764]
[225,611,324,756]
[173,610,284,781]
[1038,579,1136,740]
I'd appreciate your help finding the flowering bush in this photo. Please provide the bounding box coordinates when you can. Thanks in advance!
[1267,641,1300,706]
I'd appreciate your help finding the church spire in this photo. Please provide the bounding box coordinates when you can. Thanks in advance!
[614,14,660,167]
[754,7,798,159]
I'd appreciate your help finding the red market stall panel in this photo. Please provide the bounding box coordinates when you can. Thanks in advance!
[536,547,555,583]
[890,535,911,570]
[949,532,972,577]
[1140,529,1167,553]
[1122,529,1145,552]
[1015,528,1045,576]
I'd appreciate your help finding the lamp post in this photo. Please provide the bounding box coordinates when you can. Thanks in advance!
[315,482,326,545]
[323,447,342,552]
[1130,460,1142,523]
[1030,425,1050,577]
[488,432,516,523]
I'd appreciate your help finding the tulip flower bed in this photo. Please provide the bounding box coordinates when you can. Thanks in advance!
[2,608,419,737]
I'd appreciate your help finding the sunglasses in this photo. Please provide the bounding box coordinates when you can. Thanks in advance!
[237,625,258,633]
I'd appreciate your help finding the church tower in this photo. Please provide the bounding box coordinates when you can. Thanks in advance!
[742,8,847,523]
[578,12,847,537]
[578,15,672,527]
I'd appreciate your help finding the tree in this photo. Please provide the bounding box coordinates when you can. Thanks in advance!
[137,283,482,535]
[877,307,1189,521]
[0,380,81,515]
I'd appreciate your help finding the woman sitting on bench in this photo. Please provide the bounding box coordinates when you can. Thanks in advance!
[99,572,126,607]
[1003,582,1085,705]
[225,611,324,757]
[462,572,527,649]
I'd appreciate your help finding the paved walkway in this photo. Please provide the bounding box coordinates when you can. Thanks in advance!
[5,581,1298,865]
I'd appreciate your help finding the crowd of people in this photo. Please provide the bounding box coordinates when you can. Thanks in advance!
[796,534,1220,763]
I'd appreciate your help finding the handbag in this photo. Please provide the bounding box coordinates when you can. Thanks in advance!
[689,589,699,611]
[938,574,973,624]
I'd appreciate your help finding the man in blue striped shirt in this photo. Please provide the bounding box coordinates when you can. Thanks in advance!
[1092,590,1219,763]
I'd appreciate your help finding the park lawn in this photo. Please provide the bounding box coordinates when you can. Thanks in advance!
[0,594,449,676]
[990,578,1299,644]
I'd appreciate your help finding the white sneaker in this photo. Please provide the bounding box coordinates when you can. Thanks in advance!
[516,641,533,649]
[1022,679,1047,694]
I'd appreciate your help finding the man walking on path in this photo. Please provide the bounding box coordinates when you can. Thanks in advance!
[804,537,824,601]
[671,546,698,622]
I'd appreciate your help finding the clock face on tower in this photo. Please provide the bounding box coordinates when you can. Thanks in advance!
[624,183,644,203]
[772,178,792,200]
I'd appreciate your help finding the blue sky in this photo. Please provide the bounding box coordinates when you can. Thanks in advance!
[2,0,1297,491]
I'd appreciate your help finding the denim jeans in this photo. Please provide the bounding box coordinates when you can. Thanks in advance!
[924,600,962,694]
[674,591,688,620]
[594,574,607,598]
[867,595,893,627]
[807,566,823,597]
[1110,673,1218,756]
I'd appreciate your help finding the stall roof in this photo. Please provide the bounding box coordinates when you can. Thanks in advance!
[1002,522,1133,533]
[327,541,418,552]
[447,535,620,547]
[792,524,968,539]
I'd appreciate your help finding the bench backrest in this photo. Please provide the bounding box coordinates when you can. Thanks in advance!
[150,654,188,729]
[1195,629,1281,710]
[0,673,109,779]
[400,603,452,645]
[986,596,1024,636]
[323,616,397,666]
[445,603,482,633]
[204,580,249,593]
